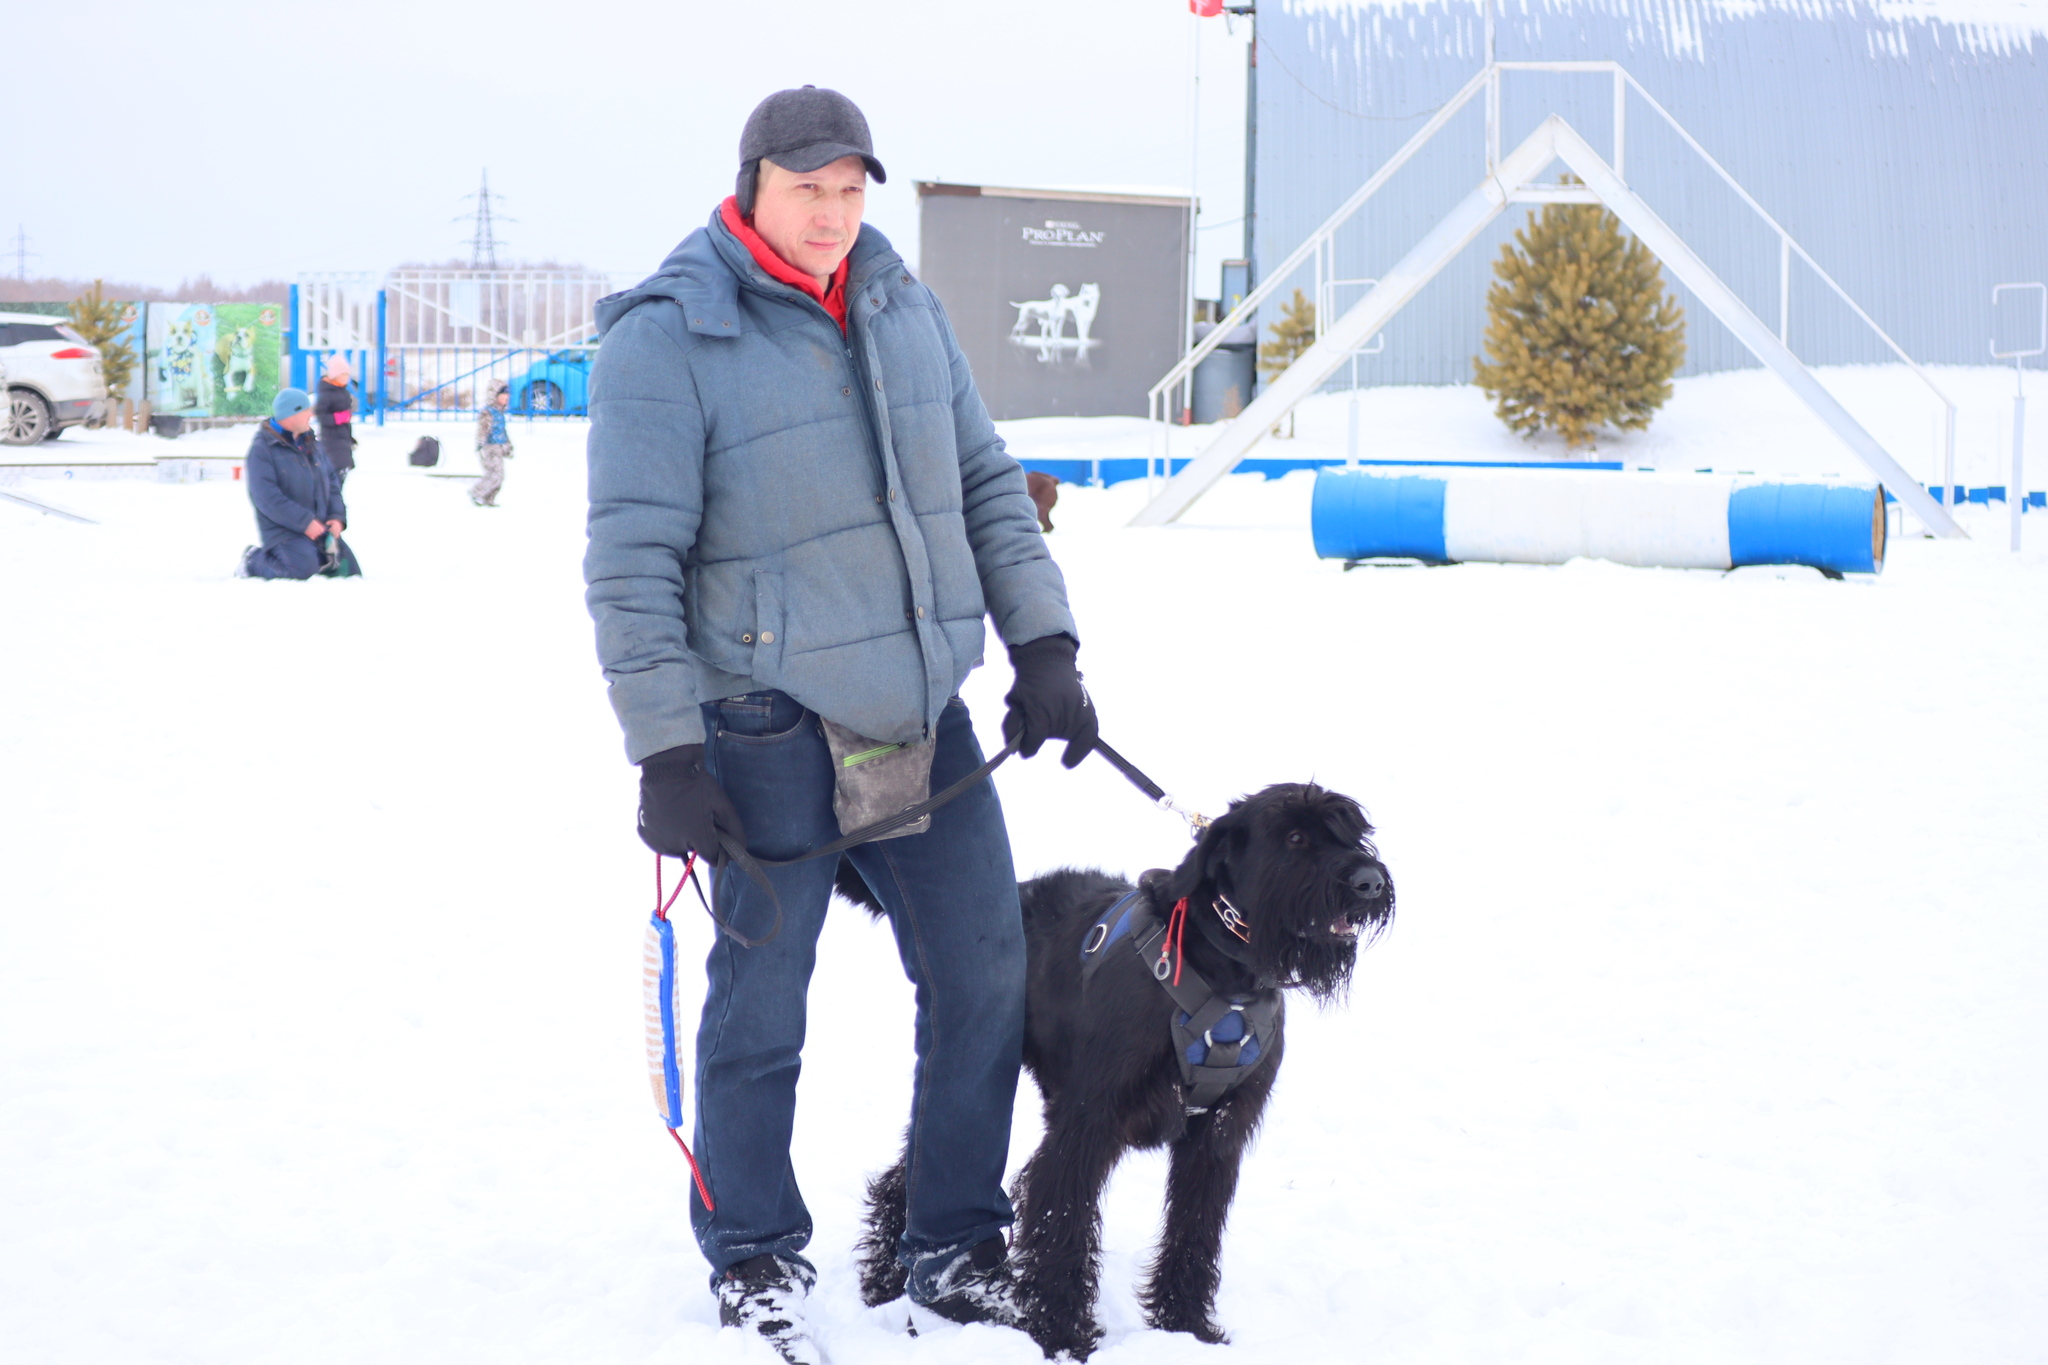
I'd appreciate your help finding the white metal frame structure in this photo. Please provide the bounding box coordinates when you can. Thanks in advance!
[1135,62,1966,538]
[293,272,384,415]
[295,272,379,351]
[383,268,612,350]
[381,268,618,416]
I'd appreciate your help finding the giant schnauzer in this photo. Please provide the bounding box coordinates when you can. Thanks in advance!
[840,782,1394,1357]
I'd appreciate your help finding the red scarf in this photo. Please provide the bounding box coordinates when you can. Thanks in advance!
[719,196,849,332]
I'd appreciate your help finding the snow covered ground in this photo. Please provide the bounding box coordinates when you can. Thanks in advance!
[997,363,2048,493]
[4,371,2045,1364]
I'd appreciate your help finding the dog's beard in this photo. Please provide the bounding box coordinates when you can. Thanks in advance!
[1238,857,1390,1004]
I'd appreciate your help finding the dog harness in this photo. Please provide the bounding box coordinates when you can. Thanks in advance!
[1079,888,1282,1114]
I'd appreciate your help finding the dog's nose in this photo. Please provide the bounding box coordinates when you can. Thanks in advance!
[1347,862,1386,899]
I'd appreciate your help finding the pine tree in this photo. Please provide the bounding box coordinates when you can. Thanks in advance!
[1255,288,1317,438]
[1472,185,1685,451]
[67,280,138,411]
[1257,288,1316,377]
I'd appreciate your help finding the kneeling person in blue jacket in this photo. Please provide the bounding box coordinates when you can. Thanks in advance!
[241,387,360,579]
[583,85,1095,1363]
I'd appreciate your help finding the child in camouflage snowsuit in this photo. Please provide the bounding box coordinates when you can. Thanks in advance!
[472,382,513,506]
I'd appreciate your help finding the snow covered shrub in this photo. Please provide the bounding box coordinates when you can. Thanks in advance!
[1473,182,1686,451]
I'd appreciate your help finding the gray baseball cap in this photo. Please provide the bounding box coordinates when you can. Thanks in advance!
[736,85,886,212]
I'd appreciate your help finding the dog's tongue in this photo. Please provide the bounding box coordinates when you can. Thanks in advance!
[1330,917,1360,938]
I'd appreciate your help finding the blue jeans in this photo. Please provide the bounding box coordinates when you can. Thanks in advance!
[690,690,1026,1298]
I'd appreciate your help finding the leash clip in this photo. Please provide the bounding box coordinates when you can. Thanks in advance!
[1157,794,1211,833]
[1092,739,1209,834]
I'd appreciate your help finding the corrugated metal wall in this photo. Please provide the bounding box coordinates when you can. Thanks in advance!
[1253,0,2046,384]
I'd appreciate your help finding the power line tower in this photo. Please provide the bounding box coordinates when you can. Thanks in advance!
[459,170,513,269]
[10,224,40,281]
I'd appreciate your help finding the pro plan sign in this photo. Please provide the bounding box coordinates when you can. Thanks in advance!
[916,183,1192,420]
[1018,220,1107,248]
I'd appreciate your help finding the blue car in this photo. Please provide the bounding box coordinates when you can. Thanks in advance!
[507,348,595,415]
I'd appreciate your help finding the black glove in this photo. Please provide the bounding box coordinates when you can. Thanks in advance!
[1002,634,1098,768]
[638,744,749,866]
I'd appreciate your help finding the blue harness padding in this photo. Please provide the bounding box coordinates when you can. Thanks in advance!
[1076,884,1280,1113]
[1179,1003,1261,1070]
[1078,889,1146,981]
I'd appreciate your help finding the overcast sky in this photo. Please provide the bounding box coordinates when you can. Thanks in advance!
[8,0,1256,295]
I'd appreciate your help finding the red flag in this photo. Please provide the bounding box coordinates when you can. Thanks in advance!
[1190,0,1225,15]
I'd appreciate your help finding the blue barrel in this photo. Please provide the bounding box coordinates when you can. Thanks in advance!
[1727,483,1884,574]
[1311,468,1886,573]
[1310,472,1448,561]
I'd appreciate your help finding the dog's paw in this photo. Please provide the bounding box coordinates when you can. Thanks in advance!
[1147,1311,1228,1346]
[1026,1318,1102,1361]
[857,1260,908,1308]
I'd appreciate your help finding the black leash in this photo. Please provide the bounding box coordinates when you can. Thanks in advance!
[1092,739,1213,830]
[1092,738,1165,800]
[694,735,1205,948]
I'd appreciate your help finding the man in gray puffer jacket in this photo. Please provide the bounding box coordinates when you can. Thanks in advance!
[584,86,1096,1362]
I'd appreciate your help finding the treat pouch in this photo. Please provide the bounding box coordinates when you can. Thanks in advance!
[820,717,935,841]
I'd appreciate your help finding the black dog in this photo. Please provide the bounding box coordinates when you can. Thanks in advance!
[839,782,1394,1357]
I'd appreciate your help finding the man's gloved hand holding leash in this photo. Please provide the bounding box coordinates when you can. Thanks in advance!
[638,745,750,865]
[998,633,1096,769]
[637,633,1097,865]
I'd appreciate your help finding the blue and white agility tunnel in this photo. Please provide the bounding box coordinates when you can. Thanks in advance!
[1311,468,1886,574]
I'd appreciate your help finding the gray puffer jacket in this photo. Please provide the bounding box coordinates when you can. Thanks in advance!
[584,209,1076,762]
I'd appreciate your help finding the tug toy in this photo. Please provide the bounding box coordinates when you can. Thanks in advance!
[645,854,714,1210]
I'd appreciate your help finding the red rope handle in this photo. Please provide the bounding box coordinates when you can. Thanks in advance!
[1161,896,1190,986]
[668,1127,716,1211]
[654,852,694,922]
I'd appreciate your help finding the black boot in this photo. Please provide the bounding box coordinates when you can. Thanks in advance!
[715,1253,822,1365]
[912,1236,1027,1330]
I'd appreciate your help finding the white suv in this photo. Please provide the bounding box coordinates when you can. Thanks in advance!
[2,312,109,444]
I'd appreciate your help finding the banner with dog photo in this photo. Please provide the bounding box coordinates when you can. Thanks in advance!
[147,303,218,416]
[206,303,285,418]
[145,302,284,417]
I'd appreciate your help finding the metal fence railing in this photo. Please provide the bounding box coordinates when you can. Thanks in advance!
[290,269,629,422]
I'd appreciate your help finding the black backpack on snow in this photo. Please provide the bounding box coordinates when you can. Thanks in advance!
[408,436,441,468]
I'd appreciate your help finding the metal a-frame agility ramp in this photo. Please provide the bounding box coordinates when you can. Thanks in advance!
[1134,62,1968,540]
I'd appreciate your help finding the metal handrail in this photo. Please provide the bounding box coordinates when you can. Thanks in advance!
[1615,69,1958,492]
[1318,278,1383,353]
[1145,65,1495,419]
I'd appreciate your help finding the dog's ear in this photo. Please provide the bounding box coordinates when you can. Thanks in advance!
[1163,807,1243,904]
